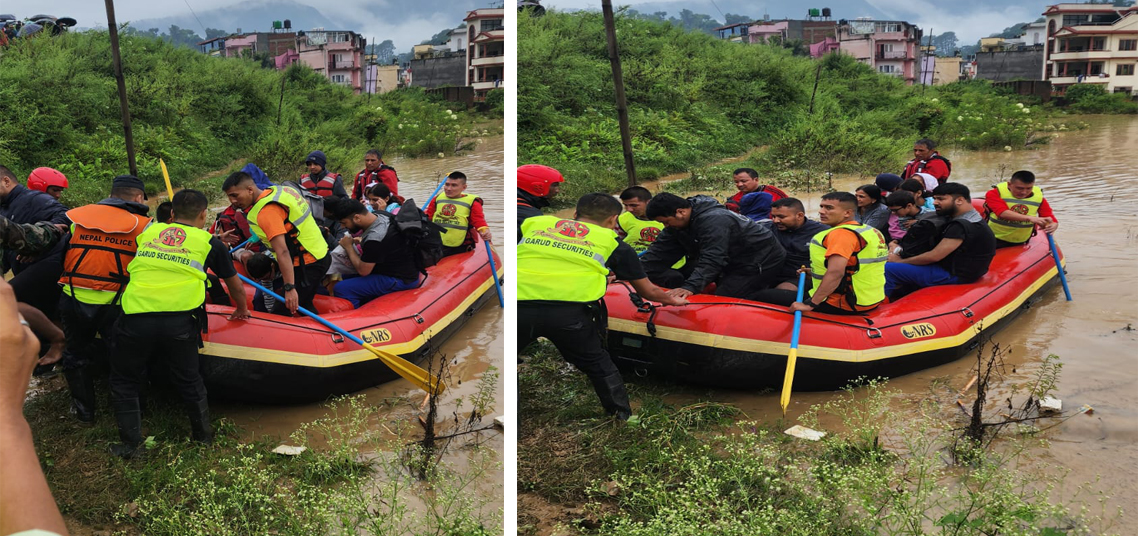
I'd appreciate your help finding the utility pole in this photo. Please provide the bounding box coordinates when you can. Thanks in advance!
[104,0,138,176]
[601,0,636,187]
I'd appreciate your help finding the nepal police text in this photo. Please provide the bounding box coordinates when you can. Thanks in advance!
[522,237,597,257]
[78,234,134,246]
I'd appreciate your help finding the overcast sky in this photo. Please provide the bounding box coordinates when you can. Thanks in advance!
[2,0,480,50]
[543,0,1051,44]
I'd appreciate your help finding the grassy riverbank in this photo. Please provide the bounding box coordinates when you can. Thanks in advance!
[519,342,1120,535]
[27,371,501,535]
[518,9,1126,205]
[0,31,500,207]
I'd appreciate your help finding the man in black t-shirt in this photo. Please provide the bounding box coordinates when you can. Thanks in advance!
[327,199,420,308]
[883,183,996,300]
[766,197,828,292]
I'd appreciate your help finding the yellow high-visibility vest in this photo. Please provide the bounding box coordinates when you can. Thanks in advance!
[807,223,887,308]
[121,223,212,314]
[518,215,619,302]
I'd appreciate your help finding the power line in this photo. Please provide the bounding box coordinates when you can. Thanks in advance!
[183,0,207,36]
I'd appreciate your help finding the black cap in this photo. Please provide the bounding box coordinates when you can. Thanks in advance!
[112,174,148,199]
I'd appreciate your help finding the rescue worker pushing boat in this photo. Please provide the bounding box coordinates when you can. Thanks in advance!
[518,193,686,420]
[109,189,249,458]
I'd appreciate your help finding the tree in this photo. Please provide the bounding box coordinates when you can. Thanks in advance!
[205,28,228,39]
[371,39,396,64]
[671,9,722,34]
[724,13,752,25]
[930,32,959,56]
[166,25,203,48]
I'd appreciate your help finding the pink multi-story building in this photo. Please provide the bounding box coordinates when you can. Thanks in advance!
[297,30,367,94]
[837,19,923,84]
[463,8,505,100]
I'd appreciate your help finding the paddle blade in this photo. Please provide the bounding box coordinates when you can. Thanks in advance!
[780,348,798,415]
[362,342,447,395]
[159,158,174,200]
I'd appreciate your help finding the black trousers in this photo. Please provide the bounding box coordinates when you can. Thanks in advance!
[518,301,619,380]
[647,261,783,301]
[270,255,332,316]
[10,258,63,319]
[58,296,120,371]
[110,312,206,405]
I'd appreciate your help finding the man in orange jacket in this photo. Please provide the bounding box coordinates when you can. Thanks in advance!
[57,175,152,423]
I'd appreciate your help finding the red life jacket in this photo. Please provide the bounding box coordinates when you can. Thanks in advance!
[901,154,952,181]
[299,172,341,198]
[726,184,788,212]
[352,165,399,199]
[59,204,152,299]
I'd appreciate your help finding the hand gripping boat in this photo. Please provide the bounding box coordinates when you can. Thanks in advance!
[604,222,1064,391]
[198,248,503,403]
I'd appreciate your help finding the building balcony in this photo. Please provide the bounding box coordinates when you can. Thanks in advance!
[876,50,911,60]
[1050,49,1118,61]
[472,80,503,91]
[1049,75,1109,85]
[471,55,504,67]
[329,60,356,70]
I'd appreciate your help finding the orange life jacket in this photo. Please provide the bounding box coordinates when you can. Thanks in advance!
[299,172,341,198]
[59,204,151,298]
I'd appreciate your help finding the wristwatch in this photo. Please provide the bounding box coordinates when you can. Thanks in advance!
[801,300,816,309]
[282,283,296,292]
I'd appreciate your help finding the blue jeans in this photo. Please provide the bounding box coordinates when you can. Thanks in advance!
[884,262,960,300]
[335,273,420,307]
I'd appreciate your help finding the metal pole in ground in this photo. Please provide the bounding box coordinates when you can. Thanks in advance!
[104,0,138,176]
[601,0,637,187]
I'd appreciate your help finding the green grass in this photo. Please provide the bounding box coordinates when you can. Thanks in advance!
[518,343,1120,535]
[26,374,501,535]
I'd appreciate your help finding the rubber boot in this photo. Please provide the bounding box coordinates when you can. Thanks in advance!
[109,398,143,459]
[63,367,96,424]
[589,372,633,421]
[186,398,214,444]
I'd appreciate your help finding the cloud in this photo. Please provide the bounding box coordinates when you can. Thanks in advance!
[864,0,1038,42]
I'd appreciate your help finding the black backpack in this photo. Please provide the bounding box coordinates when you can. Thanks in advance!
[898,213,948,259]
[392,198,444,276]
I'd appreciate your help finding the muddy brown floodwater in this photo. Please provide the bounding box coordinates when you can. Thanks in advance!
[216,134,504,513]
[642,115,1138,530]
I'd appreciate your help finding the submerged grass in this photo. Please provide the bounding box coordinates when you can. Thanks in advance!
[26,374,501,535]
[518,342,1121,535]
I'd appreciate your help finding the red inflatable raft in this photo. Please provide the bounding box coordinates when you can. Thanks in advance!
[604,225,1063,391]
[197,246,503,403]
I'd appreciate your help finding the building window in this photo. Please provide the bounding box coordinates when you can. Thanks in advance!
[1114,87,1132,94]
[1121,40,1137,51]
[480,19,503,32]
[1118,64,1135,76]
[878,64,896,73]
[875,22,901,33]
[331,74,346,83]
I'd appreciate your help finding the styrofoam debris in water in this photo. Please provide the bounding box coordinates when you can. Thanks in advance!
[784,425,826,441]
[1039,396,1062,413]
[271,444,307,456]
[493,415,505,429]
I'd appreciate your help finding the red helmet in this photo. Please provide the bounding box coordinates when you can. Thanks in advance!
[517,164,564,197]
[27,167,68,192]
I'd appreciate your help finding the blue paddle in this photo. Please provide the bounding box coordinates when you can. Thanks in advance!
[780,270,809,415]
[1046,233,1072,301]
[422,181,445,210]
[483,239,504,308]
[233,273,442,393]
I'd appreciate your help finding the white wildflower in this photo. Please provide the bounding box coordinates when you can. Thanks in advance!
[1003,146,1012,152]
[1016,103,1024,108]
